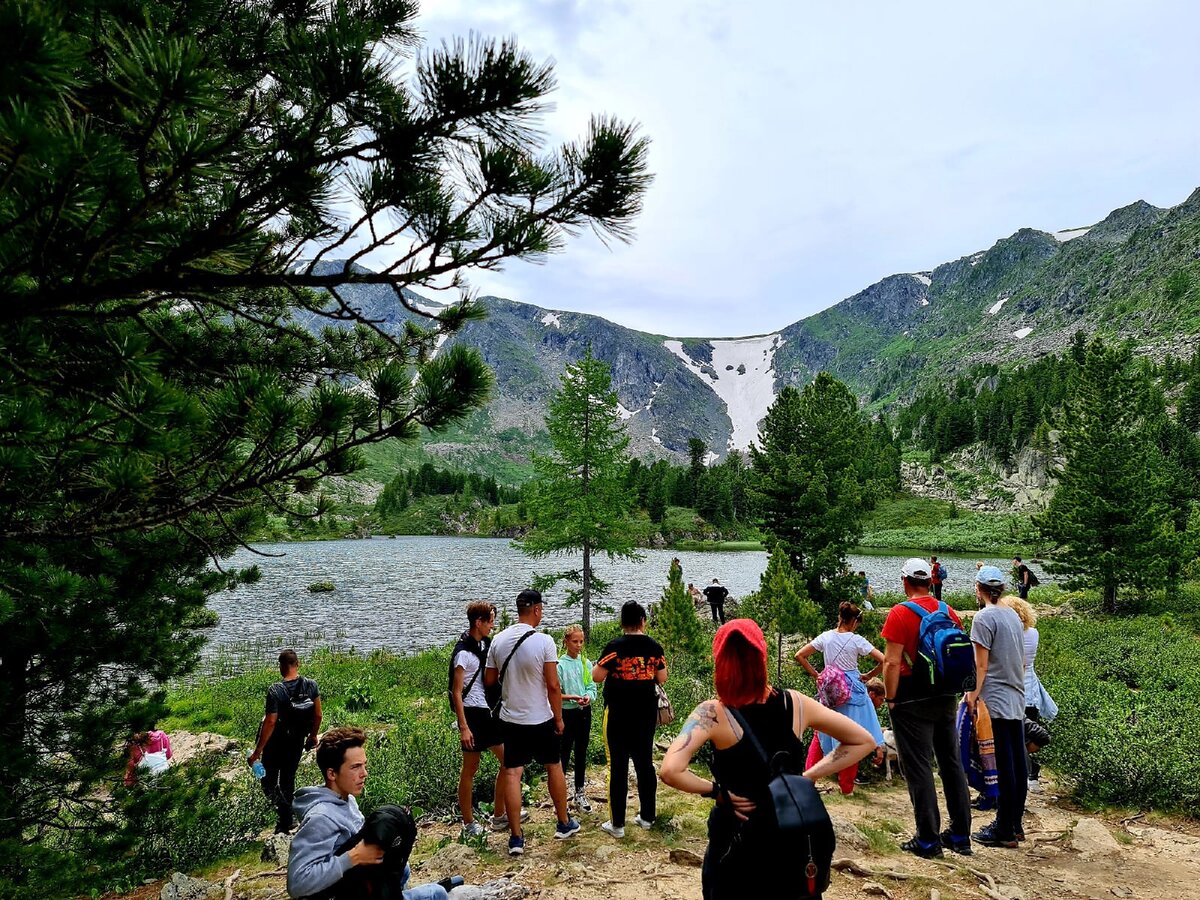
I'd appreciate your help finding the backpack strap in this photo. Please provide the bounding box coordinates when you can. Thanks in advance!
[900,600,931,619]
[497,629,537,686]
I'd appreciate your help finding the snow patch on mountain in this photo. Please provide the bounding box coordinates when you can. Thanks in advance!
[989,297,1009,315]
[541,312,561,328]
[911,273,932,287]
[616,401,635,420]
[919,298,930,307]
[1054,227,1090,242]
[1013,326,1033,339]
[651,427,662,445]
[666,335,784,452]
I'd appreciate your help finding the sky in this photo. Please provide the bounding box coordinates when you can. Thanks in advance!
[375,0,1200,338]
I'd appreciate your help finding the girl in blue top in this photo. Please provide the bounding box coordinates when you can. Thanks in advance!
[557,624,597,811]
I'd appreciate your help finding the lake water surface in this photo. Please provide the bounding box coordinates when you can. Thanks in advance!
[206,537,1050,659]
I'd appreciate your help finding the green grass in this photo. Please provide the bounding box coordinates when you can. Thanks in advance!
[859,494,1038,555]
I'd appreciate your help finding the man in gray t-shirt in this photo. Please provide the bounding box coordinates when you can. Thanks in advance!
[966,567,1028,848]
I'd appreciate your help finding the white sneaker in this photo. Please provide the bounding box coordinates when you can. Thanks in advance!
[1027,778,1042,794]
[575,791,593,812]
[490,809,530,830]
[461,821,487,838]
[600,820,625,839]
[633,814,654,830]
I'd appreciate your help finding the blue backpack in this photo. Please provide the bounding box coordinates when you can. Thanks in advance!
[901,601,976,694]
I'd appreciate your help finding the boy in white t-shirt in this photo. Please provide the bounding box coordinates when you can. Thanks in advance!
[484,589,580,856]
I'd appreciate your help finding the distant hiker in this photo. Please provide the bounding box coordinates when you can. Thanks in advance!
[287,726,449,900]
[449,601,508,837]
[484,589,580,856]
[124,729,172,787]
[593,600,667,838]
[1012,557,1033,599]
[858,571,875,610]
[249,649,322,833]
[1000,596,1058,793]
[557,624,597,811]
[660,618,874,898]
[688,582,704,610]
[703,578,729,624]
[966,567,1027,848]
[882,558,973,858]
[930,555,945,601]
[795,602,886,794]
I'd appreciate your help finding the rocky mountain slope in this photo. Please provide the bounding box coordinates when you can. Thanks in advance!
[304,187,1200,473]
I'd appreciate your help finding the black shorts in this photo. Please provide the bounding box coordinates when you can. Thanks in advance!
[462,706,501,752]
[501,718,560,769]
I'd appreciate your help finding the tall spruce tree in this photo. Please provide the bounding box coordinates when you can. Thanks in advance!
[0,0,650,884]
[655,558,706,658]
[750,374,876,621]
[519,349,640,636]
[1035,341,1176,612]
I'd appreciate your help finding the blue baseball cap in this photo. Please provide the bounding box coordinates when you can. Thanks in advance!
[976,565,1007,587]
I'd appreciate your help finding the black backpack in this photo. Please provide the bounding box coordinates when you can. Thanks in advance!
[446,632,500,711]
[726,693,835,899]
[276,677,316,739]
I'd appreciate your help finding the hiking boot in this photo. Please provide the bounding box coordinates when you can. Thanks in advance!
[633,814,654,830]
[971,793,997,812]
[972,822,1019,849]
[939,829,973,856]
[900,837,943,859]
[1015,827,1026,842]
[600,820,625,839]
[555,817,581,839]
[574,790,593,812]
[461,821,487,838]
[507,835,525,856]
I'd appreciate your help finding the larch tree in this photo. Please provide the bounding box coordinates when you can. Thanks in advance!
[519,349,640,636]
[0,0,650,884]
[655,557,706,658]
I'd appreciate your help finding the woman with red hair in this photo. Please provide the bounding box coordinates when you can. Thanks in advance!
[660,619,873,898]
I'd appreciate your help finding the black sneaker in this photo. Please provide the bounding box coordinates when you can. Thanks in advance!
[940,829,973,856]
[973,822,1018,849]
[900,837,944,859]
[971,793,996,812]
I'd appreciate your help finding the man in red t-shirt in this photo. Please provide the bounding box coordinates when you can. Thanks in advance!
[881,558,972,859]
[929,554,943,601]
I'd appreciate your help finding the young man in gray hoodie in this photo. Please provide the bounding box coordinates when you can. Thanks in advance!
[287,727,448,900]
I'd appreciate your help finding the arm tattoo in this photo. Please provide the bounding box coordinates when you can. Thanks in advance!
[675,701,719,753]
[826,744,853,767]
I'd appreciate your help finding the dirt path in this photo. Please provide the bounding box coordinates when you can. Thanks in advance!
[151,770,1200,900]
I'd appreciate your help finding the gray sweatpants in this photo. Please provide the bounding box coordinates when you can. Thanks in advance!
[891,695,972,845]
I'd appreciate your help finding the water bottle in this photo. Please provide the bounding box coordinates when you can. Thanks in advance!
[249,754,266,779]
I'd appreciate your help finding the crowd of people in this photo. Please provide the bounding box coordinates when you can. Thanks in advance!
[126,554,1051,898]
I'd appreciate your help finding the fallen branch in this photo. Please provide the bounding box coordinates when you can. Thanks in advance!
[245,867,288,880]
[223,868,242,900]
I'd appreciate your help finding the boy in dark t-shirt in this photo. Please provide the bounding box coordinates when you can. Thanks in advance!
[592,601,667,838]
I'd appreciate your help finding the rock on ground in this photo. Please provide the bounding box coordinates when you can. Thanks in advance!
[1070,818,1121,857]
[418,841,480,879]
[448,877,528,900]
[159,872,223,900]
[831,815,869,851]
[261,832,292,865]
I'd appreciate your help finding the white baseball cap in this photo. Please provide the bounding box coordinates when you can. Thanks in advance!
[901,557,931,579]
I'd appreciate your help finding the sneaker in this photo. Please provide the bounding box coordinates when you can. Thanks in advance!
[507,835,524,856]
[900,837,943,859]
[971,793,997,812]
[555,817,581,840]
[461,821,487,838]
[575,791,593,812]
[633,814,654,830]
[854,776,871,786]
[1027,778,1042,794]
[1016,828,1026,843]
[600,820,625,839]
[939,829,973,856]
[490,809,530,830]
[972,822,1019,849]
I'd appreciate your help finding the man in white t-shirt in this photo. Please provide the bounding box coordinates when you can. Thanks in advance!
[485,589,580,856]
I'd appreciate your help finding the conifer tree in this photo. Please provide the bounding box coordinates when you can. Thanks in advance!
[1035,340,1176,612]
[655,558,706,658]
[0,0,650,879]
[741,545,823,682]
[520,349,640,635]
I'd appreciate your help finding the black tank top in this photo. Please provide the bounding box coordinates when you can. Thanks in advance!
[712,688,806,801]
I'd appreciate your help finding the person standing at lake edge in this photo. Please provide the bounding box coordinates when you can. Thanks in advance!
[593,600,667,838]
[966,568,1028,848]
[557,624,597,811]
[688,582,704,610]
[882,558,972,858]
[703,578,729,624]
[248,649,322,834]
[1012,557,1033,600]
[449,601,508,838]
[929,555,944,601]
[484,589,580,856]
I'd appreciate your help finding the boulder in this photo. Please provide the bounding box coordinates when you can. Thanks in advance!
[1070,818,1121,857]
[418,842,479,878]
[159,872,223,900]
[830,816,869,851]
[448,877,528,900]
[261,832,292,865]
[668,848,704,867]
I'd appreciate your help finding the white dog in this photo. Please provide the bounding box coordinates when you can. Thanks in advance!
[880,729,900,781]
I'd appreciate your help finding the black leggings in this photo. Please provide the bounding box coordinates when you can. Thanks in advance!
[560,706,592,790]
[991,717,1028,839]
[604,708,657,827]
